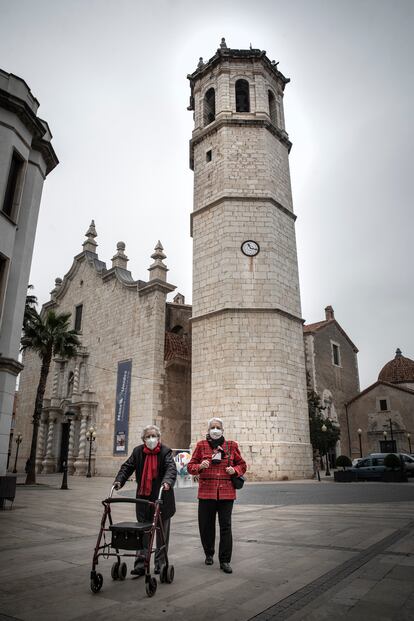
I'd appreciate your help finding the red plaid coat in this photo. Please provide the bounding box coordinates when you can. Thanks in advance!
[187,439,247,500]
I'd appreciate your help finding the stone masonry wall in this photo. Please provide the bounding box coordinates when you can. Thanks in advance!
[347,384,414,458]
[191,311,313,480]
[311,324,360,456]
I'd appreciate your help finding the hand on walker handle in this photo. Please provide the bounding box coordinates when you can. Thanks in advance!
[226,466,236,475]
[199,460,210,470]
[162,482,170,491]
[113,481,121,490]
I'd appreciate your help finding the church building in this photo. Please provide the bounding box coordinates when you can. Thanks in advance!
[13,223,191,477]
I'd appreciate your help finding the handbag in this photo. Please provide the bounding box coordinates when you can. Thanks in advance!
[226,442,245,489]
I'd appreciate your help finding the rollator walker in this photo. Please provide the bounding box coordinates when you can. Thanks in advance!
[90,485,174,597]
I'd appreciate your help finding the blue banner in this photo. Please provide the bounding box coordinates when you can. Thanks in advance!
[113,359,132,455]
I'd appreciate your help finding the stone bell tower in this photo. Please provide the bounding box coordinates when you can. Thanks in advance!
[188,39,313,480]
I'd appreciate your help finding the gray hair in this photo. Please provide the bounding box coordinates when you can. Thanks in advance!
[141,425,161,441]
[208,417,223,429]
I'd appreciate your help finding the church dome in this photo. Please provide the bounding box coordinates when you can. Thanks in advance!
[378,348,414,384]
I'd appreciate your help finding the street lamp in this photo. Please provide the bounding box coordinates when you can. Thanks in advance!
[12,433,22,473]
[357,428,363,458]
[321,424,331,476]
[61,411,76,490]
[407,433,412,454]
[86,426,96,478]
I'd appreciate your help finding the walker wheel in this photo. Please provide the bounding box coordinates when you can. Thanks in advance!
[145,576,157,597]
[159,564,167,583]
[166,565,175,584]
[111,562,119,580]
[119,562,127,580]
[90,572,103,593]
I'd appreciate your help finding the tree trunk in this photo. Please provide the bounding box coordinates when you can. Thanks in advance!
[25,351,52,485]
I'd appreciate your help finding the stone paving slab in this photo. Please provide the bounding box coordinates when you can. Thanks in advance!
[0,475,413,620]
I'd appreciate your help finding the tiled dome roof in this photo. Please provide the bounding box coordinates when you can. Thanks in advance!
[378,349,414,384]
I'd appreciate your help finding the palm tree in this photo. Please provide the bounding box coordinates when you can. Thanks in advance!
[21,309,80,484]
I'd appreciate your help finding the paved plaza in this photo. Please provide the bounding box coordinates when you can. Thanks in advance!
[1,475,414,620]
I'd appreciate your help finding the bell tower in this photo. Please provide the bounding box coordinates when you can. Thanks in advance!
[188,39,313,479]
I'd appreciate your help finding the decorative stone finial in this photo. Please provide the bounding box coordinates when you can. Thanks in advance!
[111,241,129,269]
[197,57,204,69]
[325,305,335,321]
[83,219,98,253]
[396,348,402,357]
[148,241,168,281]
[220,37,227,49]
[50,277,63,300]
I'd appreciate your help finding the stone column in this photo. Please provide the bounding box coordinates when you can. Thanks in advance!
[73,410,88,475]
[73,364,80,397]
[35,415,47,474]
[42,414,57,473]
[67,415,77,474]
[52,365,59,397]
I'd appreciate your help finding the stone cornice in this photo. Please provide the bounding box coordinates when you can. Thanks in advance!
[187,47,289,92]
[190,194,296,236]
[189,116,291,169]
[190,306,304,325]
[0,356,24,376]
[0,89,58,175]
[138,279,176,297]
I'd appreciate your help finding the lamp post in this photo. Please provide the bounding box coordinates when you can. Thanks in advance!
[388,418,395,450]
[12,433,22,473]
[61,411,76,490]
[357,428,363,458]
[86,426,96,478]
[407,433,412,454]
[321,424,331,476]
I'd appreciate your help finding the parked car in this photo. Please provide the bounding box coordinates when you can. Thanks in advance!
[352,457,363,467]
[351,453,407,481]
[371,453,414,477]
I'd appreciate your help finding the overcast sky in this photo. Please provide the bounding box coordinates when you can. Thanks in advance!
[1,0,413,390]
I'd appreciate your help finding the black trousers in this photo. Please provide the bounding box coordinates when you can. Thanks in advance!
[134,517,170,569]
[198,499,234,563]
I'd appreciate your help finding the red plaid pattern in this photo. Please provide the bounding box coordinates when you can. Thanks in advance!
[187,439,247,500]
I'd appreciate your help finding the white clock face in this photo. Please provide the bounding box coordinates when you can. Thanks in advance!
[241,240,260,257]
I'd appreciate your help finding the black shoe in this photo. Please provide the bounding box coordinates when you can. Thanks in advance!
[205,556,214,565]
[154,566,160,575]
[130,566,145,576]
[220,562,232,574]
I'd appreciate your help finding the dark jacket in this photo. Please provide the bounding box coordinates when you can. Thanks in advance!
[115,444,177,521]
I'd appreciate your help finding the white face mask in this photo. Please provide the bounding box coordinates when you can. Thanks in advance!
[144,436,158,450]
[209,427,223,440]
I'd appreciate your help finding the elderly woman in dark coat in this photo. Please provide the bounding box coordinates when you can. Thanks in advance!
[187,417,247,574]
[113,424,177,576]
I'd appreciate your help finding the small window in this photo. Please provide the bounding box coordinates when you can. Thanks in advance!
[0,253,9,320]
[74,304,83,332]
[206,150,212,162]
[204,88,216,126]
[235,79,250,112]
[379,399,388,412]
[2,150,25,220]
[332,343,340,366]
[268,90,277,125]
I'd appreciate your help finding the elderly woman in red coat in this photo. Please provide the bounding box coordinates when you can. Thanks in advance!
[187,417,247,574]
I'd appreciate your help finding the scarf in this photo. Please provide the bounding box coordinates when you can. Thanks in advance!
[139,442,161,496]
[206,434,226,450]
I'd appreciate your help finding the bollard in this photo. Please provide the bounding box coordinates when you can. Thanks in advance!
[61,460,69,490]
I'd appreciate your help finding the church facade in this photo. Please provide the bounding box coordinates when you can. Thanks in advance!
[14,224,191,477]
